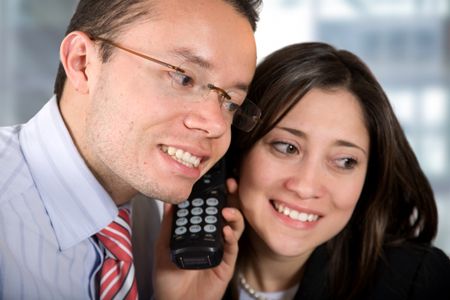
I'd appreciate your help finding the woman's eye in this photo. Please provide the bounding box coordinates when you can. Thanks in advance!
[335,157,358,170]
[169,71,194,87]
[272,141,298,155]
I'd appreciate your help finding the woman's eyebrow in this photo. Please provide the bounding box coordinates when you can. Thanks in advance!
[279,126,368,155]
[335,140,368,155]
[279,126,306,138]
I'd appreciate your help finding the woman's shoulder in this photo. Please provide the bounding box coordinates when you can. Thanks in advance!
[373,242,450,299]
[382,242,450,271]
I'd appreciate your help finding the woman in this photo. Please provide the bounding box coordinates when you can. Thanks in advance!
[223,42,450,299]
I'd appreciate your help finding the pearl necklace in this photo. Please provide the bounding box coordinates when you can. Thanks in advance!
[238,272,268,300]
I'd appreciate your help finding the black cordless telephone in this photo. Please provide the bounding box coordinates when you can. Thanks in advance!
[170,159,226,269]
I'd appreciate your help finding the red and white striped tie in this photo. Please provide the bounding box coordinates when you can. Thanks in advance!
[96,208,138,300]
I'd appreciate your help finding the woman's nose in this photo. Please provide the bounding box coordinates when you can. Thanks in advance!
[284,160,323,200]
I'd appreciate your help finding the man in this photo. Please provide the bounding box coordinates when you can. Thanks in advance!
[0,0,262,299]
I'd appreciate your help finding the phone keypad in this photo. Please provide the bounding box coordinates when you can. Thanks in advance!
[170,159,226,269]
[174,195,220,239]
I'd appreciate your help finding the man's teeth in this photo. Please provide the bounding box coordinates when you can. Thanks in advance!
[274,202,319,222]
[161,146,201,168]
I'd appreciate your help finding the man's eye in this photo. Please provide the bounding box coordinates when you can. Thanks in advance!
[222,100,239,113]
[170,71,194,87]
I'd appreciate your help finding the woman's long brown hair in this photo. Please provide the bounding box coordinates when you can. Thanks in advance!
[227,42,437,299]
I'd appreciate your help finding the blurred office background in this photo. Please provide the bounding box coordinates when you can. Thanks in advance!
[0,0,449,254]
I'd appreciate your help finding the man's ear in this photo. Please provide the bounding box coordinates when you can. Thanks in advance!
[59,31,97,94]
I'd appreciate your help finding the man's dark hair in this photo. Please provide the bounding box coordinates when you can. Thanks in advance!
[53,0,262,100]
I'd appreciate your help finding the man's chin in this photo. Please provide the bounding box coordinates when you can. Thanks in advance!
[155,190,193,205]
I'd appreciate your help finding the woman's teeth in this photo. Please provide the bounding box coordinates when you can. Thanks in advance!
[161,146,201,168]
[274,202,319,222]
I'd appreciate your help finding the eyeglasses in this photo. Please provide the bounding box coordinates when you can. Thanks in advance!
[90,35,261,132]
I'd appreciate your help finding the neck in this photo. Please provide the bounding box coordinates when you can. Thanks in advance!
[237,230,311,293]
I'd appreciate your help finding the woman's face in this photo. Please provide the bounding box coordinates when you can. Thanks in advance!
[238,88,370,258]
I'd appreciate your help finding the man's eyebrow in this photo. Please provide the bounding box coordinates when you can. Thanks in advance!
[171,48,211,69]
[279,126,368,155]
[170,48,249,93]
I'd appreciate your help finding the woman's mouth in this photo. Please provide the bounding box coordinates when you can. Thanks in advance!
[272,201,320,222]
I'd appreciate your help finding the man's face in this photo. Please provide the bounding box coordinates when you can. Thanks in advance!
[83,0,257,204]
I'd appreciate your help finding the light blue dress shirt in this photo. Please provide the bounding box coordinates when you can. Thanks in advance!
[0,96,119,299]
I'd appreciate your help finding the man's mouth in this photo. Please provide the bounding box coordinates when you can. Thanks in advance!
[161,145,201,168]
[272,201,320,222]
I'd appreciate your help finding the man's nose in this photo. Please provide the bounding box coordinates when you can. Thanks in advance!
[183,94,229,138]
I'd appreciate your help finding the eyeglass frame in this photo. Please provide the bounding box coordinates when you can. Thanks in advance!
[88,34,261,132]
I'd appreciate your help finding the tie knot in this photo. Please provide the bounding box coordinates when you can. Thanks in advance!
[96,208,133,262]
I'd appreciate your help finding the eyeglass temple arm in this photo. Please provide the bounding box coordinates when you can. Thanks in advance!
[89,35,185,73]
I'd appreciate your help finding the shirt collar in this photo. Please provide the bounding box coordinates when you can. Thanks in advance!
[19,96,118,250]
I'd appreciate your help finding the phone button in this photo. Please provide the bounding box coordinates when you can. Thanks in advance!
[175,226,187,235]
[189,225,202,233]
[178,201,190,209]
[206,197,219,206]
[177,209,189,217]
[206,207,218,215]
[190,216,202,225]
[205,216,217,224]
[191,198,204,206]
[204,225,217,233]
[191,207,203,216]
[176,217,188,226]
